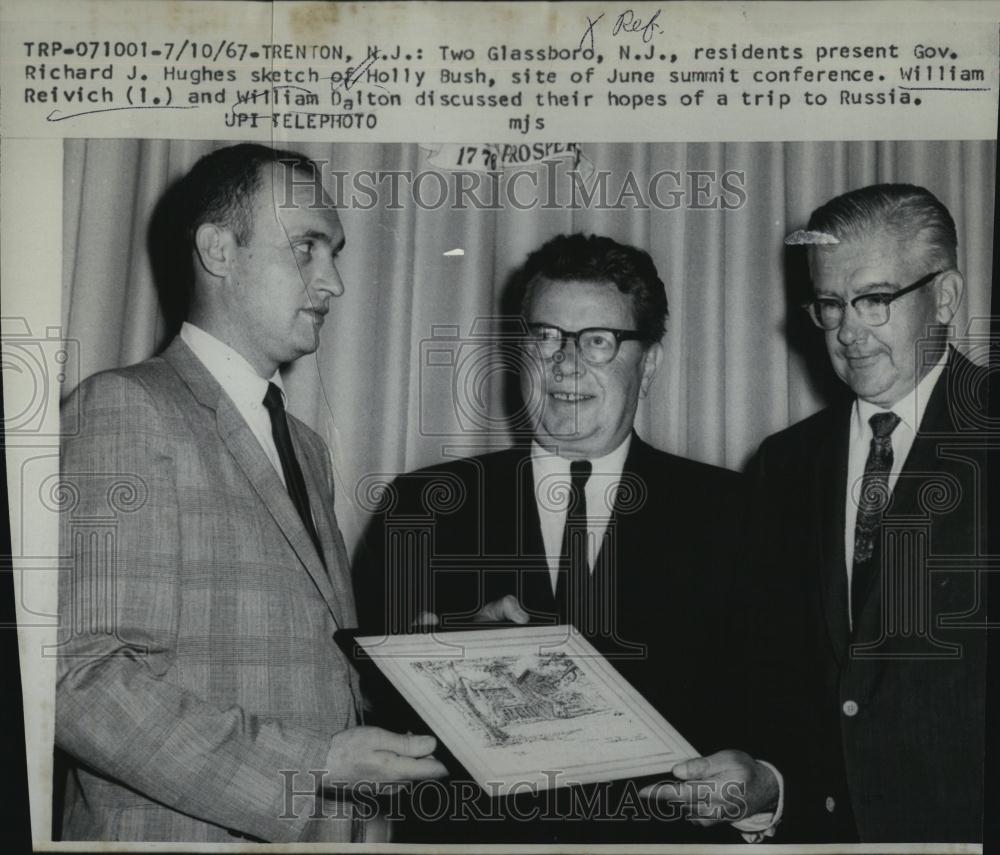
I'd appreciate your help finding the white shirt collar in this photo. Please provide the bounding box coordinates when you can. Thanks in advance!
[854,348,949,435]
[180,322,284,406]
[179,323,290,486]
[530,434,633,587]
[844,348,949,618]
[530,433,633,478]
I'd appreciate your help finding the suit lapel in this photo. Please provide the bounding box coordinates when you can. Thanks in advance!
[816,406,851,665]
[513,451,557,614]
[592,434,644,585]
[296,430,351,627]
[881,350,958,519]
[851,350,964,630]
[162,339,343,625]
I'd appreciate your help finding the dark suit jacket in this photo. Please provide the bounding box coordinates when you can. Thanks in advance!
[56,338,364,842]
[741,348,988,843]
[355,433,744,843]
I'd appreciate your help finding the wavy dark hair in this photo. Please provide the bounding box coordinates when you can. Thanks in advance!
[514,233,669,343]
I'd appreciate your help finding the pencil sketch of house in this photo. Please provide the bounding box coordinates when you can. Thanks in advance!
[411,652,609,746]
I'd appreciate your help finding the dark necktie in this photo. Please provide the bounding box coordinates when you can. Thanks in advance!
[262,382,324,562]
[851,411,901,624]
[556,460,592,626]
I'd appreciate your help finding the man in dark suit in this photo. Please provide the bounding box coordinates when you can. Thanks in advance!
[356,234,780,842]
[56,144,445,842]
[743,184,988,842]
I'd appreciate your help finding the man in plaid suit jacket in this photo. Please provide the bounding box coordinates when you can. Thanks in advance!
[55,144,445,842]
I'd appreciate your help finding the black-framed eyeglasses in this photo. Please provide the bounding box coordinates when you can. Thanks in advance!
[523,323,647,365]
[803,270,943,331]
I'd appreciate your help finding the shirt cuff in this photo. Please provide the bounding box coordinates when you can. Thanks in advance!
[732,760,783,843]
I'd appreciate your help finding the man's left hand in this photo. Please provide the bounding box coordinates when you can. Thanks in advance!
[638,750,779,826]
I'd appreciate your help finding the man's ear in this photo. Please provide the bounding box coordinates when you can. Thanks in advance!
[639,341,663,398]
[193,223,236,279]
[934,269,964,324]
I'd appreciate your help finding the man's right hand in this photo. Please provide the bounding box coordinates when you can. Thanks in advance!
[473,594,530,624]
[324,727,448,786]
[410,595,530,628]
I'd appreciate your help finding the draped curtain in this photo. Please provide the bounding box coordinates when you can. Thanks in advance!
[62,139,995,549]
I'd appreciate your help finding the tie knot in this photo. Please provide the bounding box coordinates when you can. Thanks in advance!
[569,459,592,487]
[869,411,901,439]
[263,382,285,414]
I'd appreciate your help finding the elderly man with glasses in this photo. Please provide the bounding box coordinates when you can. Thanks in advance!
[741,183,988,843]
[355,233,781,843]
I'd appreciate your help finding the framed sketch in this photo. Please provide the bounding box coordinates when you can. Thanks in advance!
[352,626,698,794]
[2,0,997,847]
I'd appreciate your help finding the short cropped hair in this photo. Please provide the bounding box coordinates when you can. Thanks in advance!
[806,183,958,269]
[182,143,319,246]
[515,233,669,343]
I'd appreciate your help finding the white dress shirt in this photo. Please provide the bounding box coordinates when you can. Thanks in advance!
[844,350,948,626]
[531,433,782,840]
[180,322,287,486]
[531,435,632,594]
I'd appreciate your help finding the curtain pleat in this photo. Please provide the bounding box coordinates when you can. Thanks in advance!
[62,139,995,552]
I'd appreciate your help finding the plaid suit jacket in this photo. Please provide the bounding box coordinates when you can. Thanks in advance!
[56,338,363,842]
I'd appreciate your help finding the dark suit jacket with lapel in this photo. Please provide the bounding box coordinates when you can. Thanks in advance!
[56,338,362,843]
[355,433,744,843]
[741,348,988,843]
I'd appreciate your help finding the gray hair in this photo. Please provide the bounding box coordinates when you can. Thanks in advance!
[789,183,957,270]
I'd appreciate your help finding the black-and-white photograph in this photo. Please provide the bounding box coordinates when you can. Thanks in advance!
[2,1,998,851]
[46,137,994,845]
